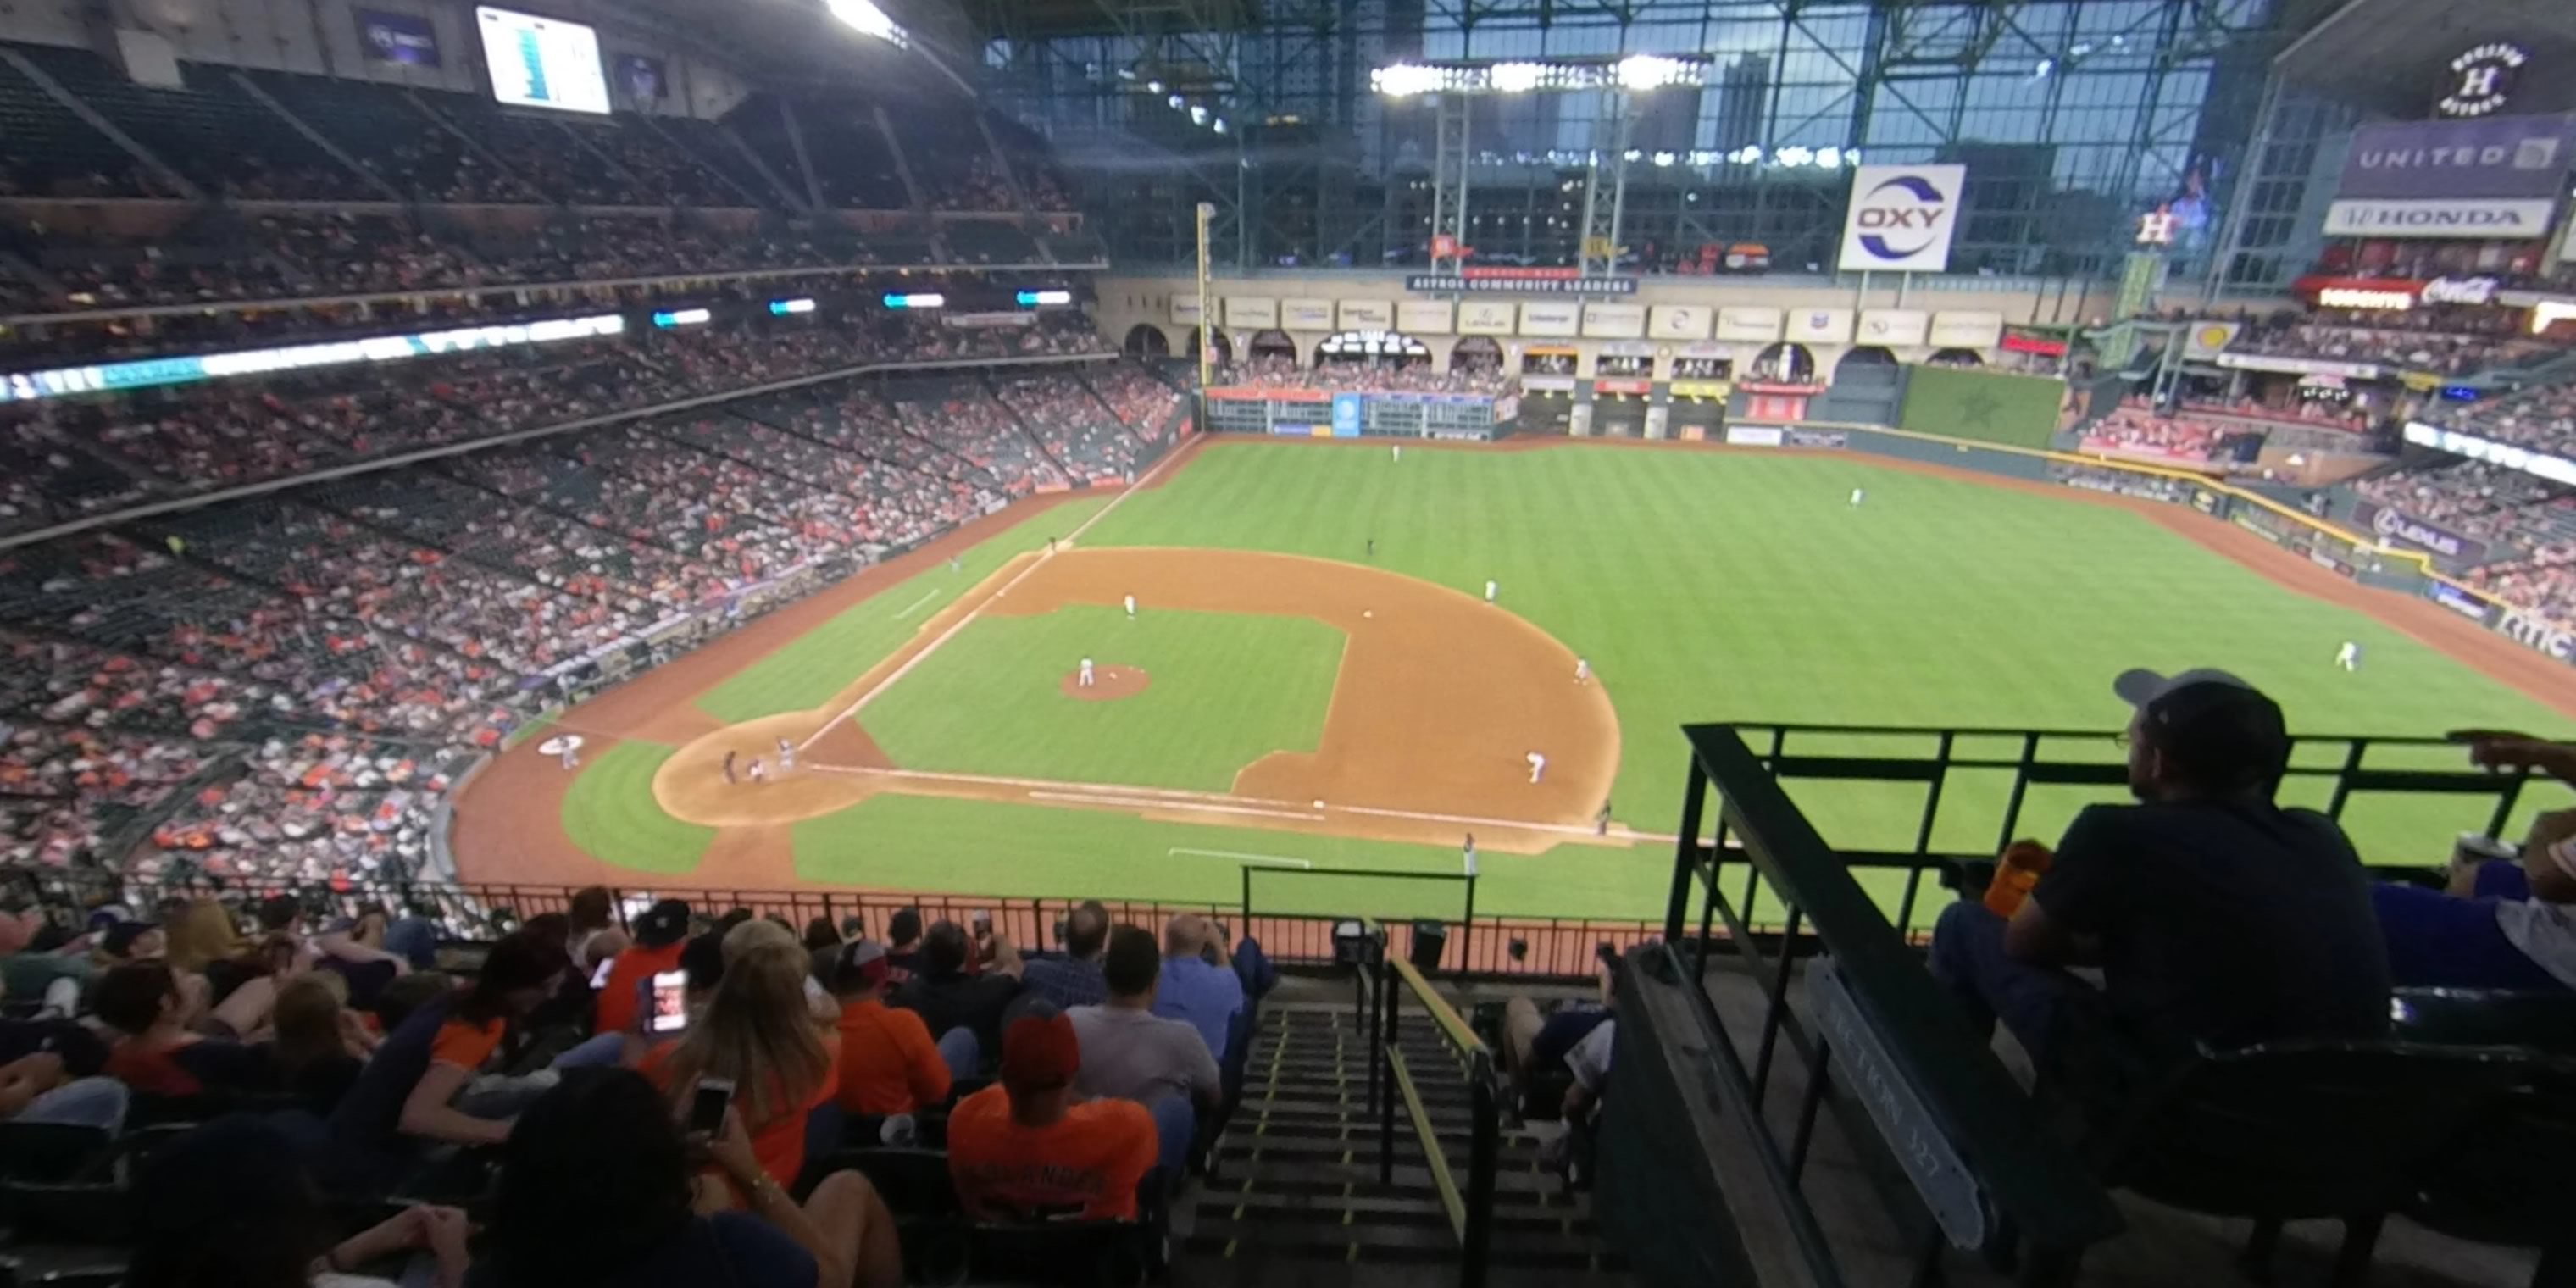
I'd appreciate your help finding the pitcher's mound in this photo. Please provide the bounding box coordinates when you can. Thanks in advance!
[1061,666,1149,702]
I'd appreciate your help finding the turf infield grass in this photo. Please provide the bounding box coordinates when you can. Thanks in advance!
[556,442,2572,924]
[858,605,1346,791]
[561,741,715,874]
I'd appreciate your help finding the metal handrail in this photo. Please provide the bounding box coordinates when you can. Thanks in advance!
[1668,723,2127,1283]
[1357,924,1502,1288]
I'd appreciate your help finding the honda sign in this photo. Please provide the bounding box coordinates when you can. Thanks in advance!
[1838,164,1966,273]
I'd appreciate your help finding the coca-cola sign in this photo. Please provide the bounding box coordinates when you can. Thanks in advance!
[2354,501,2486,563]
[2421,275,2502,305]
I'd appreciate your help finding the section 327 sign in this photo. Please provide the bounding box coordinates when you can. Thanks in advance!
[1837,164,1966,274]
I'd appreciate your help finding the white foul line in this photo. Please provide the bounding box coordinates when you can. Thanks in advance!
[1026,790,1320,822]
[797,437,1201,754]
[890,588,941,619]
[1168,847,1314,869]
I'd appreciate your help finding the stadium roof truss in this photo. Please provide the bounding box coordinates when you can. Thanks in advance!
[980,0,2280,278]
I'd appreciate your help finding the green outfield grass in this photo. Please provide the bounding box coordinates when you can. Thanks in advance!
[563,741,713,874]
[559,441,2573,924]
[695,497,1112,724]
[860,606,1345,790]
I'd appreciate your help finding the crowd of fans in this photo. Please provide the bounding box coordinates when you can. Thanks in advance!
[1217,353,1512,397]
[2225,311,2540,378]
[0,889,1279,1282]
[0,325,1171,882]
[2079,403,2227,464]
[2429,380,2576,458]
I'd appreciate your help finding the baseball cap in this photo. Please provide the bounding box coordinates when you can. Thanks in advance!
[999,1002,1081,1096]
[832,938,890,991]
[2111,667,2290,792]
[634,898,692,948]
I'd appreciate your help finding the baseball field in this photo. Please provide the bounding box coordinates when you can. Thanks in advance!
[452,437,2576,932]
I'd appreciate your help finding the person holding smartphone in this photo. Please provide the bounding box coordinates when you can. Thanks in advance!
[474,1069,902,1288]
[641,925,839,1191]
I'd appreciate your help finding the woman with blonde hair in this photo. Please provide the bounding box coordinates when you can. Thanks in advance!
[162,898,280,1039]
[642,925,839,1191]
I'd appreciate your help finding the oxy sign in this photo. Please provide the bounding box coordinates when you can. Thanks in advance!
[1838,164,1966,273]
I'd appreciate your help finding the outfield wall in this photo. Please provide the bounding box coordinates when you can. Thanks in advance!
[1743,421,2576,675]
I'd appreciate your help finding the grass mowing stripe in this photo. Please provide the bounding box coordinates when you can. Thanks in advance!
[562,741,714,875]
[695,497,1112,724]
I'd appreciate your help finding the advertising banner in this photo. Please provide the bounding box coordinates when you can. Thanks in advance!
[1726,426,1785,447]
[2494,608,2576,668]
[2327,114,2574,238]
[1396,300,1452,335]
[1717,307,1783,342]
[2352,501,2489,563]
[1224,297,1278,329]
[1837,164,1967,273]
[1670,380,1732,400]
[1857,308,1929,347]
[1648,305,1711,340]
[1168,296,1202,325]
[1457,301,1516,335]
[1331,392,1364,438]
[1281,298,1334,330]
[357,7,441,65]
[1581,303,1646,338]
[2430,581,2495,623]
[1927,311,2003,349]
[2181,320,2241,359]
[1593,378,1652,396]
[1677,341,1733,359]
[1405,268,1637,295]
[2216,353,2381,380]
[1788,308,1853,344]
[1519,301,1580,338]
[1338,299,1394,330]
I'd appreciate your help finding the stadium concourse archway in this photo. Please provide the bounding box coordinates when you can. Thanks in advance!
[1835,345,1898,379]
[1316,330,1430,368]
[1931,347,1985,368]
[1123,325,1170,358]
[1750,341,1818,385]
[1452,335,1504,375]
[1185,326,1233,364]
[1247,330,1297,364]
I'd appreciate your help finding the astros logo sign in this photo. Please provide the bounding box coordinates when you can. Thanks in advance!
[1855,175,1951,259]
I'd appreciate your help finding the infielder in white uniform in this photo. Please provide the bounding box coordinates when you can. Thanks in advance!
[1079,657,1096,687]
[775,736,795,772]
[559,745,578,770]
[2335,641,2362,671]
[1124,594,1136,620]
[1574,658,1590,683]
[1484,580,1498,604]
[1526,752,1546,784]
[747,757,767,784]
[1462,833,1477,877]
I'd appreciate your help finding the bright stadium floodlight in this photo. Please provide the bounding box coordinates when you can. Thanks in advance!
[1488,61,1547,93]
[1616,53,1696,90]
[1371,63,1452,97]
[823,0,908,47]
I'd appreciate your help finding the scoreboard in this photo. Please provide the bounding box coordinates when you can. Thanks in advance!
[1202,386,1499,440]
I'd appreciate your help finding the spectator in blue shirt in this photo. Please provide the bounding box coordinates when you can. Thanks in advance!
[1020,901,1110,1009]
[1152,914,1243,1061]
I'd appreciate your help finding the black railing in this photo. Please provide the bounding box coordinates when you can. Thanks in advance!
[1719,724,2556,937]
[1354,923,1502,1288]
[1663,724,2126,1285]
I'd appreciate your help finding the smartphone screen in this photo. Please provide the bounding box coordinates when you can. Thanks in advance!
[689,1078,735,1135]
[647,969,690,1035]
[588,956,616,990]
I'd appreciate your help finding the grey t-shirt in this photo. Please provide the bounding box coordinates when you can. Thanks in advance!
[1069,1004,1219,1107]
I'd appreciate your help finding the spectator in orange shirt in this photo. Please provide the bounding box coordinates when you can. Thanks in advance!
[947,1002,1157,1222]
[595,898,691,1038]
[830,939,950,1118]
[644,924,839,1191]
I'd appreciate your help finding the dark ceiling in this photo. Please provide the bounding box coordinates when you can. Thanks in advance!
[2276,0,2576,117]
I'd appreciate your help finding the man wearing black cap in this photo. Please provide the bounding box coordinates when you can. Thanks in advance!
[1929,668,2390,1104]
[594,898,691,1038]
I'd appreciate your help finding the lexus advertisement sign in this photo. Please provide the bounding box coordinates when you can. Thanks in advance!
[1837,164,1965,273]
[2326,114,2575,239]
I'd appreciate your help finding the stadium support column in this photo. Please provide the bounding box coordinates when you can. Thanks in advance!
[1430,94,1471,275]
[1578,90,1635,279]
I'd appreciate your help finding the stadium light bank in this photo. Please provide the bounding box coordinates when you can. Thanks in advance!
[1370,55,1706,97]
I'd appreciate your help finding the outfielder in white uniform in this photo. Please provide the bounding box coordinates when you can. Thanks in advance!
[1079,657,1096,687]
[1484,580,1498,604]
[1526,752,1546,784]
[776,736,795,772]
[1849,487,1866,508]
[1392,444,1402,463]
[1124,594,1136,620]
[2335,641,2362,671]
